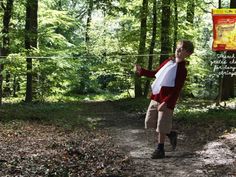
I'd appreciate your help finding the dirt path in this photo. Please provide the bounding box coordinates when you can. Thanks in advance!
[88,101,236,177]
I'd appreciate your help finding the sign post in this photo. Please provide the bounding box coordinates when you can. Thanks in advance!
[212,9,236,105]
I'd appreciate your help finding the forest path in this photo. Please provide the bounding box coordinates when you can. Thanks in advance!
[87,100,236,177]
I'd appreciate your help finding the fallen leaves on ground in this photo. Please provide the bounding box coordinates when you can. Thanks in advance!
[0,121,133,177]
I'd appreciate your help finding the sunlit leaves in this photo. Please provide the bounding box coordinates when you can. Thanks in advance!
[38,9,78,50]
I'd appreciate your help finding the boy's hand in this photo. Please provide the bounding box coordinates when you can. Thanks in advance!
[135,64,142,76]
[158,102,167,111]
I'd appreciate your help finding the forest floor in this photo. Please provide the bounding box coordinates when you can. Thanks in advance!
[91,100,236,177]
[0,99,235,177]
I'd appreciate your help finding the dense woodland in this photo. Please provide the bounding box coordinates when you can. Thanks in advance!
[0,0,235,103]
[0,1,236,176]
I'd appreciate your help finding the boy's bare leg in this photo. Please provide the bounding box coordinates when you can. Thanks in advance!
[158,132,166,144]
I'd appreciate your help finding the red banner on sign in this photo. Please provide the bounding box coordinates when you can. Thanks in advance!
[212,9,236,51]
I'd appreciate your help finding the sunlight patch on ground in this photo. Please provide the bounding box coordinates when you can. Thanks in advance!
[130,147,154,158]
[222,132,236,140]
[196,132,236,166]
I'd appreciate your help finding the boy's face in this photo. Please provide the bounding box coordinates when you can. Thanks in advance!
[175,42,192,60]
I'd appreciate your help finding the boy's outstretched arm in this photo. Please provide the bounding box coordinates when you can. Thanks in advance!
[134,58,172,78]
[134,64,157,78]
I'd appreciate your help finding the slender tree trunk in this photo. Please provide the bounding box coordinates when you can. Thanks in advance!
[186,0,195,24]
[216,52,223,105]
[1,0,14,56]
[230,0,236,8]
[0,0,14,105]
[221,52,235,100]
[135,0,148,97]
[25,0,38,103]
[0,51,3,105]
[57,0,62,10]
[218,0,221,8]
[216,0,222,106]
[4,71,11,96]
[173,0,178,52]
[144,0,157,97]
[13,76,19,97]
[85,0,93,44]
[160,0,171,64]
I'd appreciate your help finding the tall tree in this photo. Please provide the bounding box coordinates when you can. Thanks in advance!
[160,0,171,63]
[0,0,14,104]
[230,0,236,8]
[0,48,2,104]
[216,0,223,105]
[173,0,178,52]
[144,0,157,96]
[25,0,38,102]
[218,0,221,8]
[186,0,195,24]
[135,0,148,97]
[85,0,93,45]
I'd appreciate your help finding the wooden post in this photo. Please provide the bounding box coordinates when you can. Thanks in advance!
[0,49,2,105]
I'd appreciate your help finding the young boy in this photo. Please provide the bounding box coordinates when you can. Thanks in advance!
[135,40,194,159]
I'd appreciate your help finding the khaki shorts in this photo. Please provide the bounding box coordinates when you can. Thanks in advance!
[145,100,173,134]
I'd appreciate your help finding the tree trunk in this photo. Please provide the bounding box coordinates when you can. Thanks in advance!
[221,52,235,100]
[3,71,11,97]
[25,0,38,103]
[135,0,148,97]
[216,0,222,106]
[85,0,93,44]
[221,1,236,100]
[230,0,236,8]
[218,0,221,8]
[173,0,178,52]
[144,0,157,97]
[0,50,3,105]
[57,0,62,10]
[0,0,14,105]
[13,76,19,97]
[160,0,171,64]
[186,0,195,24]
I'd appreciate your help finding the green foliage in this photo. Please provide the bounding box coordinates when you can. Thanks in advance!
[183,53,218,99]
[38,5,79,52]
[0,0,230,101]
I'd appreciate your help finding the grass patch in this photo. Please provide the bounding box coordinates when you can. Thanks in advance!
[114,97,236,128]
[0,102,93,129]
[46,91,133,102]
[175,99,236,124]
[113,97,150,113]
[1,96,235,130]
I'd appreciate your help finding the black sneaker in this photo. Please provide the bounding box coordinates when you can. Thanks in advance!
[167,131,178,151]
[151,148,165,159]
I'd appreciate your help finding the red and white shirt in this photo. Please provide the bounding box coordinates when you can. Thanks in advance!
[140,57,187,110]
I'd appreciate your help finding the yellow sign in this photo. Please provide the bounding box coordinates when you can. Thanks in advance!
[212,9,236,51]
[212,9,236,14]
